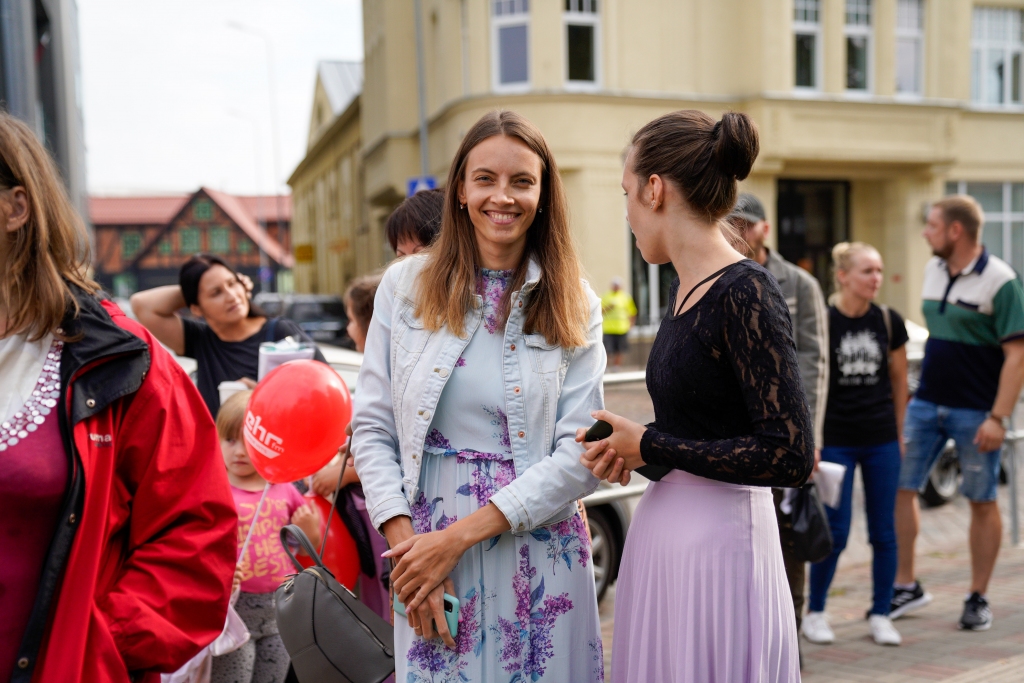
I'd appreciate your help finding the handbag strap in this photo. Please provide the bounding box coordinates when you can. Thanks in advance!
[320,445,348,558]
[279,524,325,572]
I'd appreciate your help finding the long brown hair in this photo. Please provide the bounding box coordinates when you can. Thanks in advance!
[415,110,588,348]
[0,112,97,341]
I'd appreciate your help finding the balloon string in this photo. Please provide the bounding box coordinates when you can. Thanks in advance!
[320,442,349,559]
[237,481,271,567]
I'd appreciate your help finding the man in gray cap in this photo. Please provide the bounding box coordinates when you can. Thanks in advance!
[730,192,829,660]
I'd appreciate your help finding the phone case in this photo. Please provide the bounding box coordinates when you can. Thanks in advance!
[584,419,613,441]
[394,593,460,638]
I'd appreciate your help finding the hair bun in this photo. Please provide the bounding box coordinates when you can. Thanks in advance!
[712,112,759,182]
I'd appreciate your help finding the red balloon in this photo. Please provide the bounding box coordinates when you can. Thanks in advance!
[243,359,351,483]
[297,494,361,590]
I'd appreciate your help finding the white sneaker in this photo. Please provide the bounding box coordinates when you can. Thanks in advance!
[802,612,835,644]
[869,615,902,646]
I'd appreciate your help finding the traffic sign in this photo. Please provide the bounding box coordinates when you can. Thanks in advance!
[406,176,437,197]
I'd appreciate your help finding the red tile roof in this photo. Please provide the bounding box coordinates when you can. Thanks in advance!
[89,195,189,226]
[89,189,294,268]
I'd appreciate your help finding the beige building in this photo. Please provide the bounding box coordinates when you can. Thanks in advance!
[289,0,1024,326]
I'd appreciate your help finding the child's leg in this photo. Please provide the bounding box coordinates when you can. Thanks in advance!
[253,633,291,683]
[211,639,256,683]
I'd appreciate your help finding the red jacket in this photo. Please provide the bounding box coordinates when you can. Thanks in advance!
[13,292,237,683]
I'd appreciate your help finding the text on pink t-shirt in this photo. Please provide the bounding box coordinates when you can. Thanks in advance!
[231,483,307,594]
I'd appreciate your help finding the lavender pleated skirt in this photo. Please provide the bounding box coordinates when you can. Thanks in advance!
[611,470,800,683]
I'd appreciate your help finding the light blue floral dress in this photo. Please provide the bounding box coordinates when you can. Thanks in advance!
[398,269,604,683]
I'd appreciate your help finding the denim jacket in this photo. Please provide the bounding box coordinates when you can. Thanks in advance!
[351,254,606,535]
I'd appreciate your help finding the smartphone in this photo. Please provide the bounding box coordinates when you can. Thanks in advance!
[394,593,460,638]
[584,419,613,442]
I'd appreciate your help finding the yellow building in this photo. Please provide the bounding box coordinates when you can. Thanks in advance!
[289,0,1024,326]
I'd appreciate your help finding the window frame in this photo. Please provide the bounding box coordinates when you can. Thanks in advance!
[491,0,531,93]
[564,0,601,90]
[209,226,231,254]
[947,180,1024,273]
[179,227,201,255]
[793,0,823,93]
[844,0,874,94]
[121,231,142,260]
[895,0,925,98]
[971,6,1024,108]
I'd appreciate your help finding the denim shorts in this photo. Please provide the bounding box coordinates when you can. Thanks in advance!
[898,398,1002,502]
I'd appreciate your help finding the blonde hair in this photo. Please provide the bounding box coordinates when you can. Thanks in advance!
[933,194,984,240]
[832,241,880,293]
[415,110,589,348]
[216,390,253,441]
[0,112,97,341]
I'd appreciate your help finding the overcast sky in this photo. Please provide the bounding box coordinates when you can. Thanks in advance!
[79,0,363,196]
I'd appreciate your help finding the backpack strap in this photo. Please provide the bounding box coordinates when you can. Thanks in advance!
[879,304,892,350]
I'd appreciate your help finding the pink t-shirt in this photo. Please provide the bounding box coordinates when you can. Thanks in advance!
[231,483,307,594]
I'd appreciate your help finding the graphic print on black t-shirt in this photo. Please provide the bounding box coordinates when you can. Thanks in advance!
[836,328,884,387]
[824,303,909,448]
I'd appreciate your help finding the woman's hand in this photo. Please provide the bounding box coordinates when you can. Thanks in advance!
[577,410,647,485]
[405,577,457,648]
[231,564,245,594]
[386,529,465,615]
[291,502,323,551]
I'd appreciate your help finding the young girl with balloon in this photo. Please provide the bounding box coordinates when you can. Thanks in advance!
[211,390,322,683]
[351,110,606,681]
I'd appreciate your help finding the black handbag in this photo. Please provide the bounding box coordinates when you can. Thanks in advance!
[789,483,834,564]
[275,456,395,683]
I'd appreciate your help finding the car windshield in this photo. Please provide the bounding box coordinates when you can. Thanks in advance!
[289,300,345,321]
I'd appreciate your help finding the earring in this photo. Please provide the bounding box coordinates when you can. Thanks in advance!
[539,207,543,213]
[459,203,465,210]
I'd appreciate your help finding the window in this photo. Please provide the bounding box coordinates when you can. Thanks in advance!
[845,0,872,92]
[896,0,924,95]
[971,7,1023,106]
[179,227,200,254]
[794,0,821,90]
[946,181,1024,274]
[238,238,253,255]
[193,200,213,221]
[492,0,529,90]
[113,273,137,299]
[565,0,599,86]
[209,227,231,254]
[121,231,142,260]
[158,237,172,255]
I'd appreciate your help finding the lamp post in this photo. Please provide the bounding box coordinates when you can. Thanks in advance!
[227,20,284,292]
[227,109,270,294]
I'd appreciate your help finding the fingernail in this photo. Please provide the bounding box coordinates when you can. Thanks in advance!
[381,550,392,558]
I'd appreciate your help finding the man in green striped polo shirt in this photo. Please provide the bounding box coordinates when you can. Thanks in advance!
[893,195,1024,632]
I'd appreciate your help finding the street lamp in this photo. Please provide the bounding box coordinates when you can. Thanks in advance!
[227,109,270,294]
[227,20,284,292]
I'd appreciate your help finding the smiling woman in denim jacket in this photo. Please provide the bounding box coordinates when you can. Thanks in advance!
[350,110,607,682]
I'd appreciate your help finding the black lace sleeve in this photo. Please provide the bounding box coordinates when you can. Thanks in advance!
[639,271,814,487]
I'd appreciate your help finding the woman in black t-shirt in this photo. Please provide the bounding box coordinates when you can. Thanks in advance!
[130,254,324,416]
[803,242,909,648]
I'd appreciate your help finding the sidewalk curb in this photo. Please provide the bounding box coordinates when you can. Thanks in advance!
[941,653,1024,682]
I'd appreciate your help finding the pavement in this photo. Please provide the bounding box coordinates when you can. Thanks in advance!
[599,380,1024,681]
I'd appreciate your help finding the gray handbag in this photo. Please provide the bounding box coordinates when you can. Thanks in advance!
[275,456,395,683]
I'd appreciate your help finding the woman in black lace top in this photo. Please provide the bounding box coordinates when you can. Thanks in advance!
[579,111,811,683]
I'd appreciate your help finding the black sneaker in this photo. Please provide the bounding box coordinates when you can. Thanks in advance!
[890,581,933,619]
[959,592,993,631]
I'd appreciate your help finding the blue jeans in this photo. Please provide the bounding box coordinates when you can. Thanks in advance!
[809,441,901,616]
[898,398,1002,502]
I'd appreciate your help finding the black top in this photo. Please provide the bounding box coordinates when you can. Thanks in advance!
[824,303,908,448]
[182,316,326,417]
[638,260,814,486]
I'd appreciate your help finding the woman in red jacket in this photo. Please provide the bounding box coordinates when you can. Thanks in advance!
[0,114,238,682]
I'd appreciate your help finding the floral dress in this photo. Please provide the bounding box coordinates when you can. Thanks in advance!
[398,269,604,683]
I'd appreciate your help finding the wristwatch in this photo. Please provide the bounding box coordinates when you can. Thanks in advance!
[987,413,1012,430]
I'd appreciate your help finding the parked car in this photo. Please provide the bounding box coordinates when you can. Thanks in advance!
[253,293,353,348]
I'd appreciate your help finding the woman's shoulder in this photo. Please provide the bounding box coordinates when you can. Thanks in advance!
[717,259,784,305]
[385,252,430,301]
